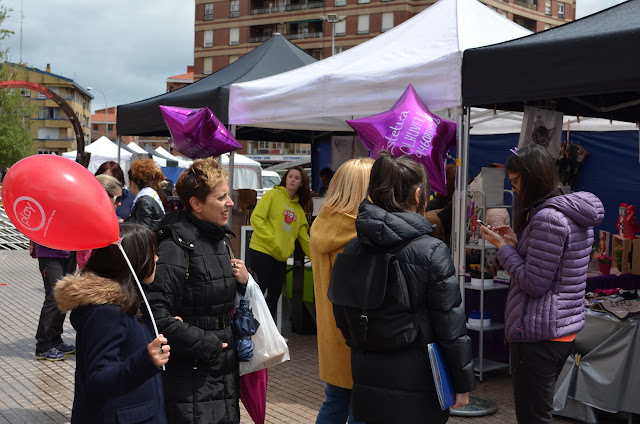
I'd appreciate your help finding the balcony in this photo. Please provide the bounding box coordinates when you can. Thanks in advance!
[514,0,537,10]
[250,1,323,15]
[284,31,323,40]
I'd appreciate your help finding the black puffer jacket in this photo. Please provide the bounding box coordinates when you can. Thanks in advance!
[346,201,475,424]
[147,210,241,424]
[126,195,165,232]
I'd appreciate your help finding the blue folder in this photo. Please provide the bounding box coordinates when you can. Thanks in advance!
[428,343,455,410]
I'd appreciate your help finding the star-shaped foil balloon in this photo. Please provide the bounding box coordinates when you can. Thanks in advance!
[159,105,242,159]
[346,84,456,194]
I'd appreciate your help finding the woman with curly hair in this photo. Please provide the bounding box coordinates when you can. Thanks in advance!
[125,159,166,231]
[248,165,312,318]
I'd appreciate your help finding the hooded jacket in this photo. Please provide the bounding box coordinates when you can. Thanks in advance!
[498,190,604,342]
[310,207,357,389]
[249,186,310,262]
[147,210,241,424]
[54,273,166,424]
[345,201,475,424]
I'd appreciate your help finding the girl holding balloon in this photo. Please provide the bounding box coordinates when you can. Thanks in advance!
[54,223,170,423]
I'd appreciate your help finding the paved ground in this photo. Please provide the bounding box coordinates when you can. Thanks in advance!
[0,249,636,423]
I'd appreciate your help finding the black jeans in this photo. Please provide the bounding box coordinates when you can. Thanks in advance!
[35,255,76,353]
[246,248,287,319]
[511,340,573,424]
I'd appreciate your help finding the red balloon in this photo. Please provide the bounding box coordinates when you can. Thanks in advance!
[2,155,120,250]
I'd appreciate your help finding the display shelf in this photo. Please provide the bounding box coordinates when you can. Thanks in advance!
[472,357,510,376]
[464,283,509,291]
[466,188,514,382]
[466,322,505,332]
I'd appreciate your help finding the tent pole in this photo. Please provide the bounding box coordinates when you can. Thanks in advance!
[453,106,470,302]
[228,125,236,226]
[117,136,121,169]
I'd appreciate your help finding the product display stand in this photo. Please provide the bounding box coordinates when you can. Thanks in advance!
[465,189,513,381]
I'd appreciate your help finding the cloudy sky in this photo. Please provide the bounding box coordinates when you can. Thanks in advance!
[1,1,194,113]
[0,0,628,113]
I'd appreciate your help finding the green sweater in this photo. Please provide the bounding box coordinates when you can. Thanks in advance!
[249,186,311,262]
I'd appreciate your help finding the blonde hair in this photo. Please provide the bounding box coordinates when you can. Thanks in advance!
[96,174,122,197]
[320,158,374,216]
[176,157,228,212]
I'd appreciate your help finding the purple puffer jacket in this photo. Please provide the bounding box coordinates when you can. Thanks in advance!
[497,191,604,342]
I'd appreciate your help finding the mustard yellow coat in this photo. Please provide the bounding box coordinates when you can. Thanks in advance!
[310,207,357,389]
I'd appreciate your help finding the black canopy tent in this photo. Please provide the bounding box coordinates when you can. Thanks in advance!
[462,0,640,123]
[116,34,338,143]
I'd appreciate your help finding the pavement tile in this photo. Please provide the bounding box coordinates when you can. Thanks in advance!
[1,249,638,423]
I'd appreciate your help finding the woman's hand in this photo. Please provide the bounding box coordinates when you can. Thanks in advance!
[451,392,469,409]
[147,334,170,367]
[491,225,518,248]
[231,259,249,285]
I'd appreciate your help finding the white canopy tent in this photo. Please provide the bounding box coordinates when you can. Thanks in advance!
[125,142,168,167]
[219,153,263,190]
[228,0,531,291]
[469,108,639,135]
[63,136,132,174]
[228,0,530,132]
[155,147,193,168]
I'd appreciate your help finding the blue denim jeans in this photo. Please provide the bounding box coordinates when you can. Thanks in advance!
[316,383,364,424]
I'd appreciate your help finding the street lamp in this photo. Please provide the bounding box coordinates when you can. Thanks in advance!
[322,14,346,56]
[87,86,120,165]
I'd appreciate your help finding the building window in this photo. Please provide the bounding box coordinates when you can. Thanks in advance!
[502,10,508,17]
[312,49,323,60]
[335,46,347,54]
[203,57,213,74]
[335,0,347,5]
[93,124,99,131]
[229,28,240,45]
[38,107,59,120]
[544,23,551,30]
[335,20,346,36]
[382,12,394,32]
[358,0,370,3]
[558,2,564,18]
[230,0,240,17]
[545,0,551,15]
[204,3,214,20]
[20,88,30,97]
[358,15,369,34]
[229,55,239,63]
[204,30,214,48]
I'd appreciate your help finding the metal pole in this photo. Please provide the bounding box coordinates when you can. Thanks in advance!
[332,22,335,56]
[228,125,236,226]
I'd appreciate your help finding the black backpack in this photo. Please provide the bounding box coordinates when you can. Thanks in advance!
[328,236,427,352]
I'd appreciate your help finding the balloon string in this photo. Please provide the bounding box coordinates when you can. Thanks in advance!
[117,243,165,371]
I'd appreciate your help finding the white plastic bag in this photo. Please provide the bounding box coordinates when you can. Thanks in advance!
[236,275,290,376]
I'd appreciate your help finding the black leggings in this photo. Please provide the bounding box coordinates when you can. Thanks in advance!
[247,248,287,319]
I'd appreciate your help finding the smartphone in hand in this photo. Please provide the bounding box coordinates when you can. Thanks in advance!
[476,219,488,227]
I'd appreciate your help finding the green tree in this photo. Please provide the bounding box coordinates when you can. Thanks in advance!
[0,4,33,169]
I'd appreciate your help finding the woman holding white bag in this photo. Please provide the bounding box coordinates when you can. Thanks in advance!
[147,157,249,424]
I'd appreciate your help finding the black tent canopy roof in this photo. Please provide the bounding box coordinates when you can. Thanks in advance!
[116,34,319,140]
[462,0,640,123]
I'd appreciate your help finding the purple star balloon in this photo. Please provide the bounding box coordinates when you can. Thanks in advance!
[347,84,456,194]
[159,105,242,159]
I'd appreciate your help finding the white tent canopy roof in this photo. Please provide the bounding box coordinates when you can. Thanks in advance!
[469,108,639,135]
[127,142,147,154]
[63,136,132,173]
[155,147,193,168]
[229,0,530,132]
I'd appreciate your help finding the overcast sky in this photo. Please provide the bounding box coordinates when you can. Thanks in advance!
[1,1,194,113]
[0,0,628,114]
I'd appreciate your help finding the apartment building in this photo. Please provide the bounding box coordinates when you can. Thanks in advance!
[6,63,93,155]
[194,0,574,78]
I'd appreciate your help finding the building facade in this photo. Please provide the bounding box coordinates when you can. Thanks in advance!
[193,0,574,156]
[8,63,93,155]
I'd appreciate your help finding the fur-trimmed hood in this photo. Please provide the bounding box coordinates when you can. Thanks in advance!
[54,272,128,313]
